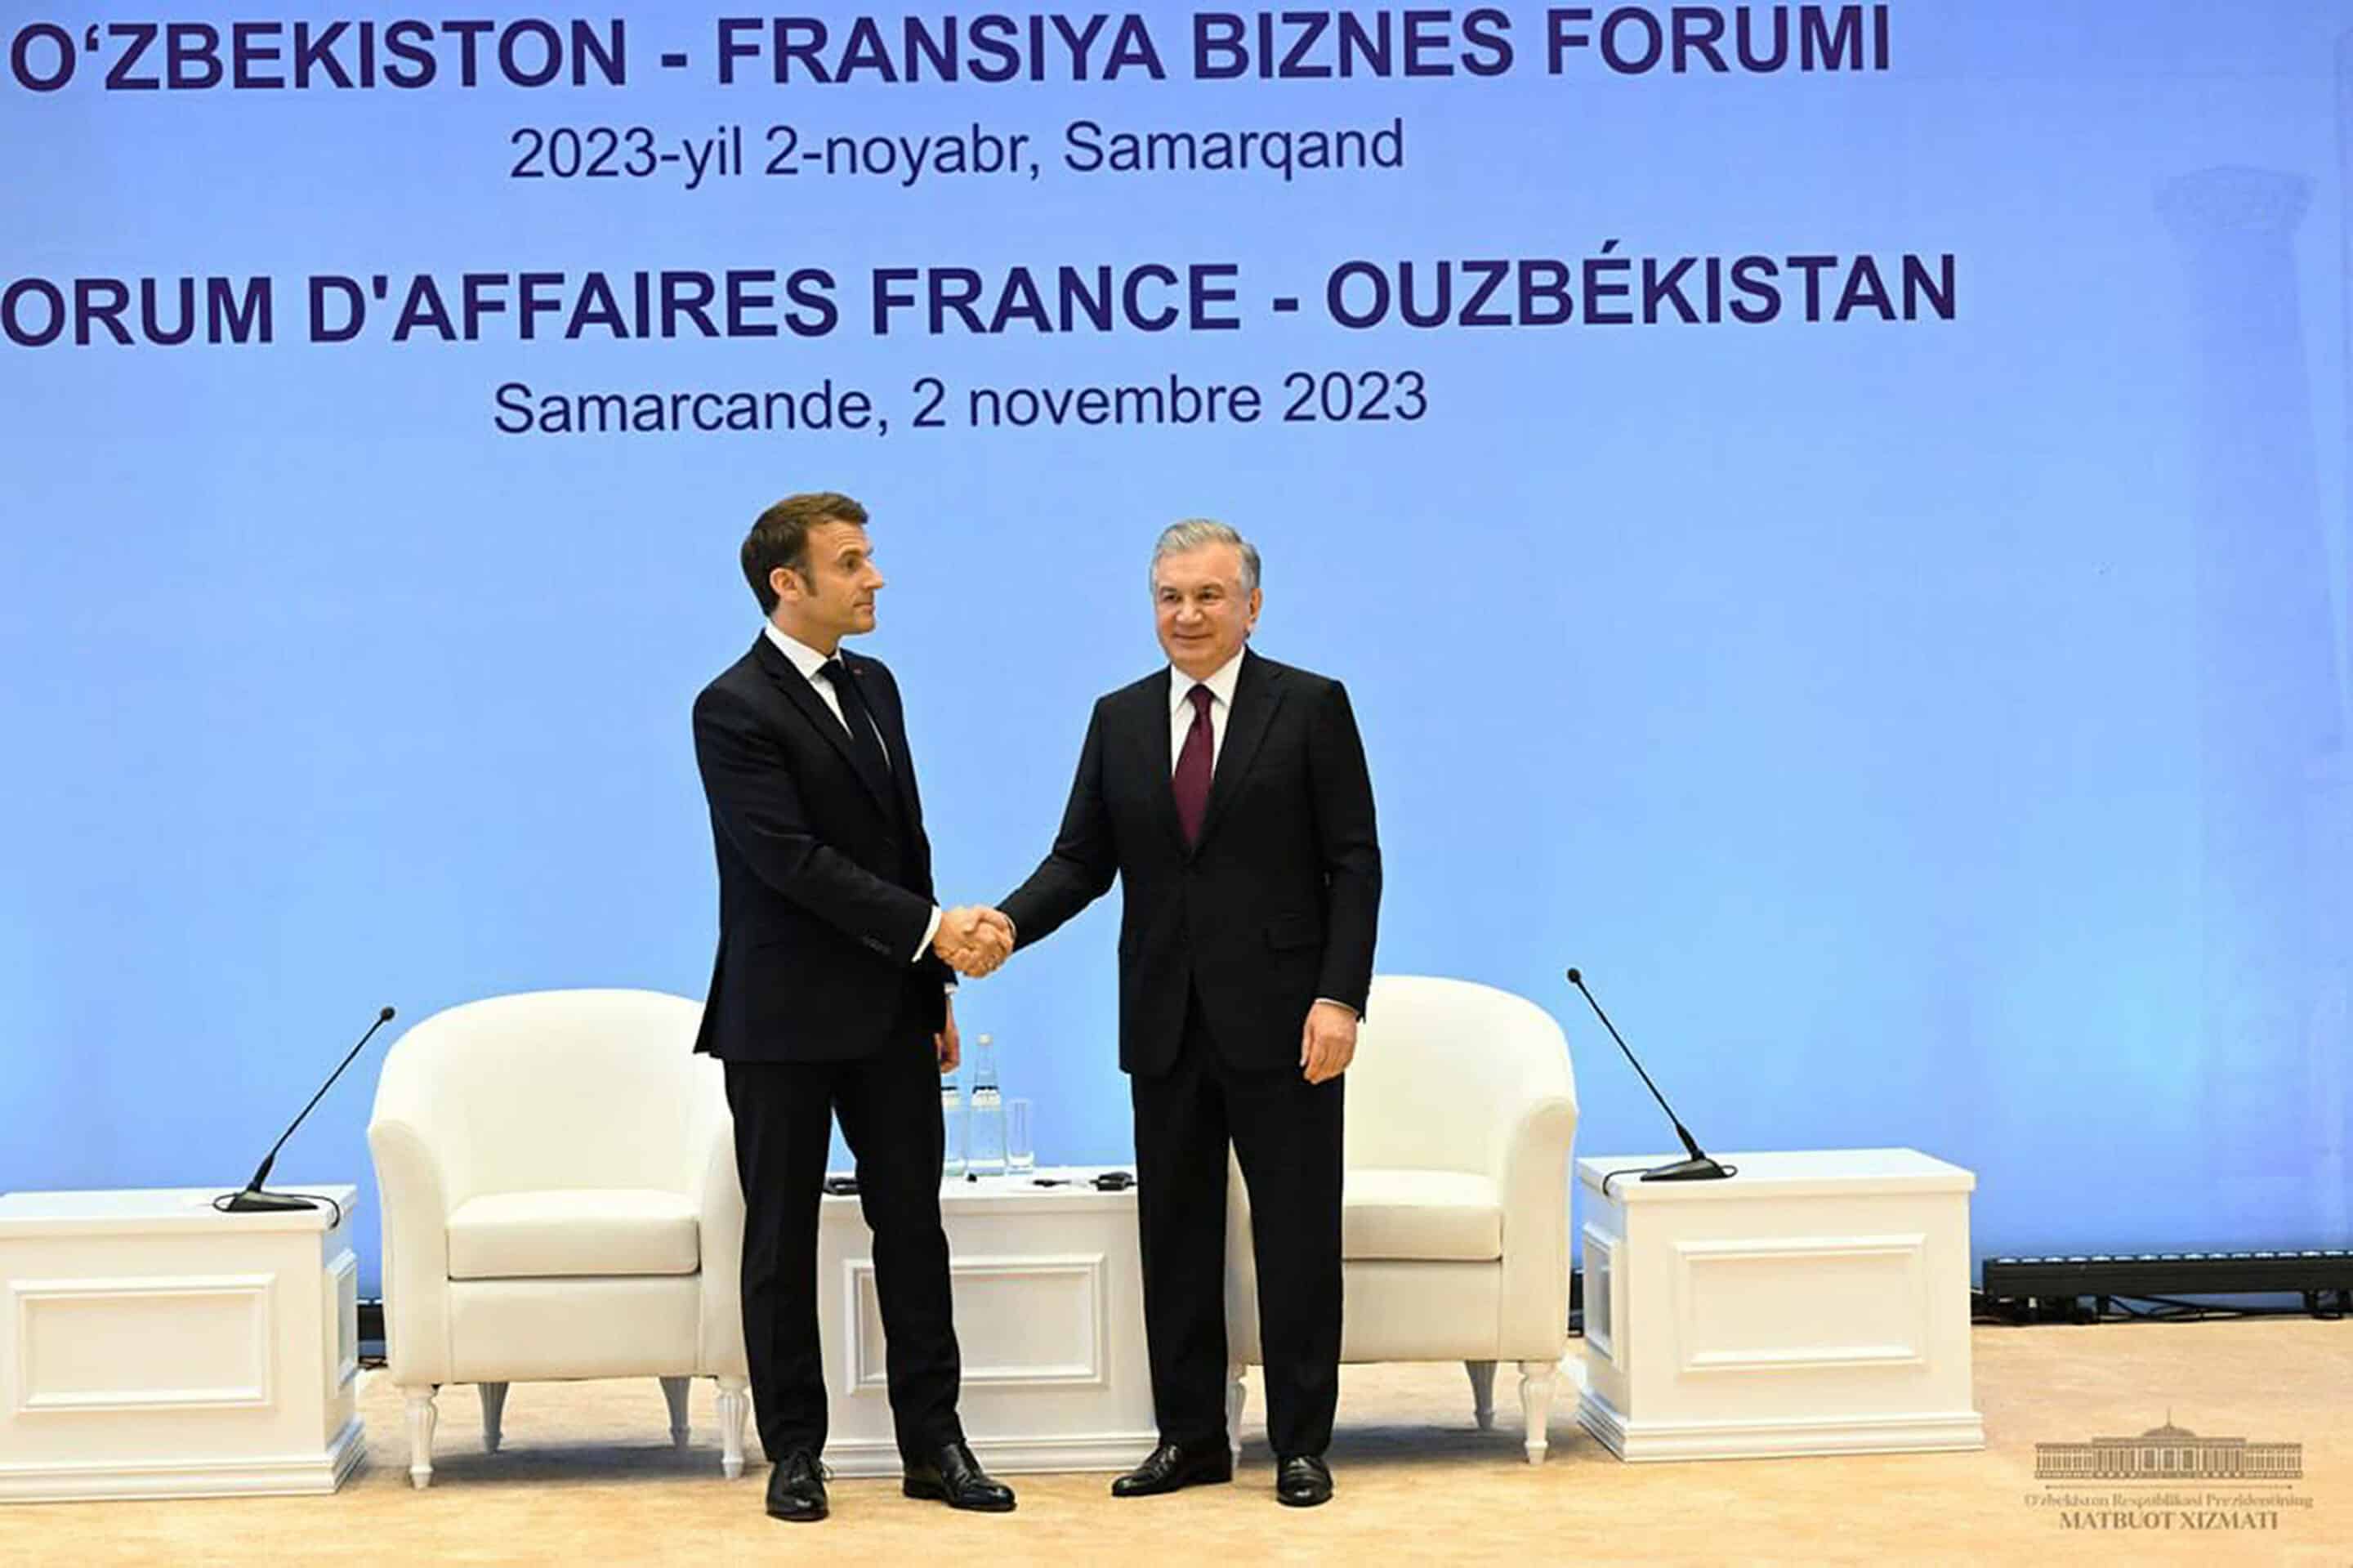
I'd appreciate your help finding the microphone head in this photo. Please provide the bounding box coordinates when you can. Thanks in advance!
[1565,967,1583,985]
[379,1006,397,1022]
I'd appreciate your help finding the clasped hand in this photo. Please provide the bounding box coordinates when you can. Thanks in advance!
[933,905,1014,977]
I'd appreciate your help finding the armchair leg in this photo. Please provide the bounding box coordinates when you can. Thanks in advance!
[1225,1363,1246,1467]
[404,1386,440,1489]
[477,1381,508,1453]
[716,1376,751,1480]
[1466,1360,1497,1430]
[660,1376,692,1449]
[1518,1360,1556,1464]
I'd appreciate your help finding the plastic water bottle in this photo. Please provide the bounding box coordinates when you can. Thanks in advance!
[940,1079,967,1179]
[967,1033,1007,1176]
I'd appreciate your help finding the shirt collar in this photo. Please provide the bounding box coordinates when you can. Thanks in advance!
[761,620,838,682]
[1169,647,1247,713]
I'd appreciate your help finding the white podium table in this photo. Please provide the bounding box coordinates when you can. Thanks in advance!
[0,1186,364,1502]
[1574,1149,1983,1462]
[815,1167,1152,1476]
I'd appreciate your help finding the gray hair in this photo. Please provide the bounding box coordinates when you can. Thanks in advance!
[1150,518,1261,596]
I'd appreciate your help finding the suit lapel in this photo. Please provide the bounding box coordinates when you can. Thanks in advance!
[1141,672,1186,855]
[751,635,895,817]
[1194,650,1282,855]
[848,651,925,829]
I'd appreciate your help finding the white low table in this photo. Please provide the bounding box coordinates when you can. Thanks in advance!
[815,1166,1152,1476]
[1574,1149,1982,1462]
[0,1186,364,1502]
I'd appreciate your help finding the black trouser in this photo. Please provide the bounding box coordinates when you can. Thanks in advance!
[1130,989,1345,1459]
[724,1034,962,1466]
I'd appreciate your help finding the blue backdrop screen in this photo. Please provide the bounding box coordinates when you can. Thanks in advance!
[5,2,2350,1292]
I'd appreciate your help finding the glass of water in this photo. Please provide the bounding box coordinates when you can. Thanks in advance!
[1006,1098,1034,1173]
[941,1083,968,1180]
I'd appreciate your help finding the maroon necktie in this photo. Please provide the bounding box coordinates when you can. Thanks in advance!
[1172,683,1215,846]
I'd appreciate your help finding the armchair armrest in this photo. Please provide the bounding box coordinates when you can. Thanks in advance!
[690,1101,749,1378]
[1494,1094,1578,1358]
[367,1116,457,1386]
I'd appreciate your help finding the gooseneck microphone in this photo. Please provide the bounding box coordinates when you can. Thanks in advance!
[219,1006,396,1216]
[1564,968,1734,1186]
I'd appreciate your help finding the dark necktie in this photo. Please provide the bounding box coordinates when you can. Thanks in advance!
[819,658,892,786]
[1172,682,1215,846]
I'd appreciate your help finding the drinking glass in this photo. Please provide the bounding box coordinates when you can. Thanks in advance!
[942,1092,968,1180]
[1006,1098,1034,1173]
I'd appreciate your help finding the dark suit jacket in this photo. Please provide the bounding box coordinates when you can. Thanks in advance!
[1002,648,1381,1075]
[692,634,950,1061]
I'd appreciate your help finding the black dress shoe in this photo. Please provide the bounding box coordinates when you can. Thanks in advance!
[1275,1454,1333,1508]
[902,1441,1016,1512]
[1110,1441,1234,1498]
[766,1450,828,1523]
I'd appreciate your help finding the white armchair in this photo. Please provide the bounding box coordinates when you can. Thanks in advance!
[366,989,751,1488]
[1224,976,1578,1461]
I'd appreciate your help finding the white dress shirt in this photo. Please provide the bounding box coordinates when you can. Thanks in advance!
[1167,647,1246,775]
[763,621,891,756]
[761,620,944,969]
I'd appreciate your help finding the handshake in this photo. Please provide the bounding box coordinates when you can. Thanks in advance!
[932,905,1015,978]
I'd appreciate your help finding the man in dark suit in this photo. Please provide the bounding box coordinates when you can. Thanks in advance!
[692,492,1016,1524]
[994,520,1380,1508]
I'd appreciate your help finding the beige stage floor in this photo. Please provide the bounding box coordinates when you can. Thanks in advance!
[11,1319,2345,1566]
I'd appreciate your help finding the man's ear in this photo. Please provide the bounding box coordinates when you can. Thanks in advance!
[770,565,801,605]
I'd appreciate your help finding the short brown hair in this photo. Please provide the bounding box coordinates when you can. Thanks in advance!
[742,492,868,613]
